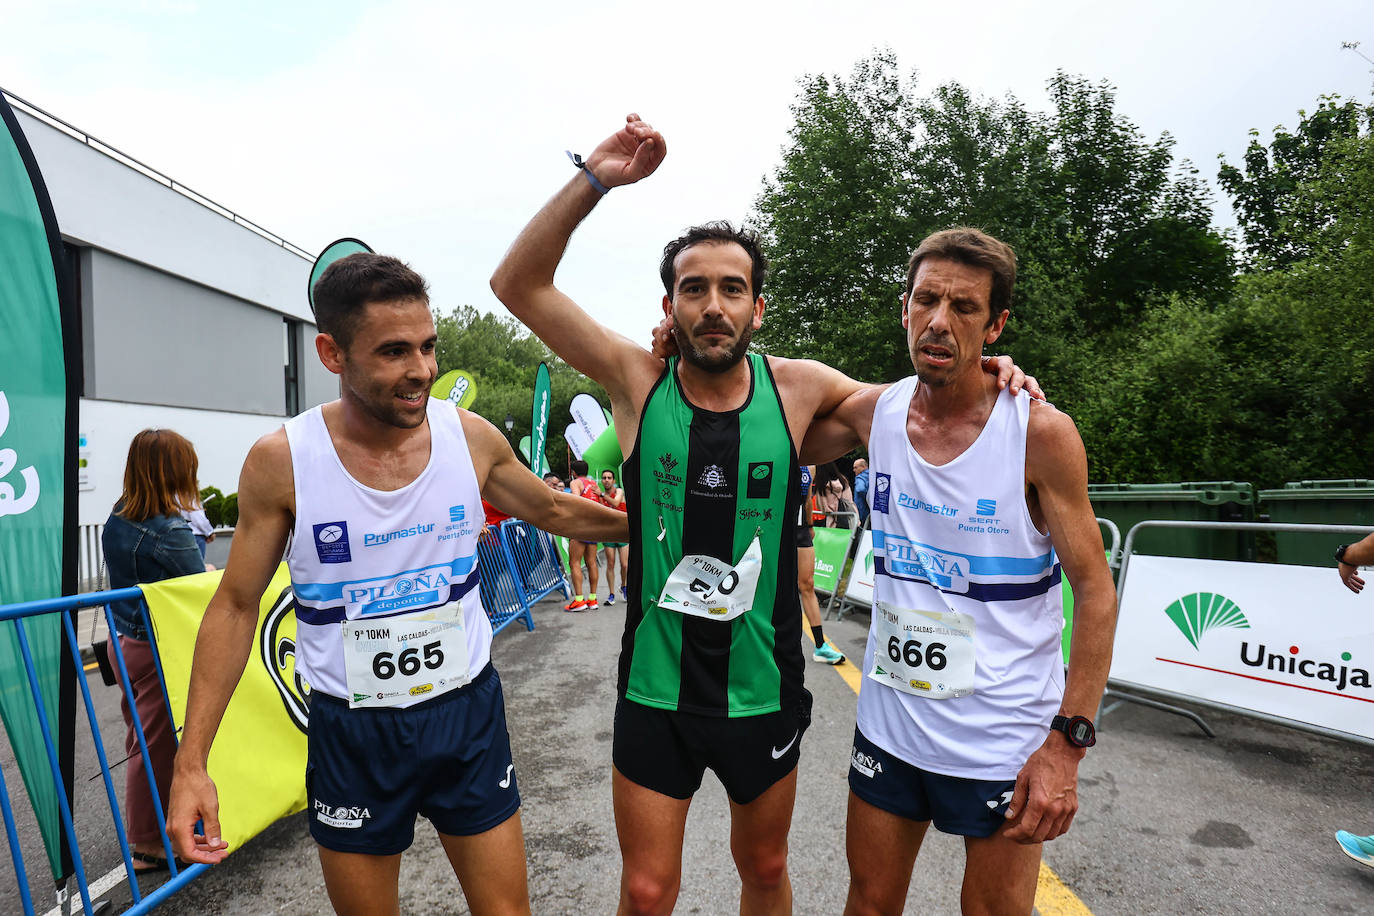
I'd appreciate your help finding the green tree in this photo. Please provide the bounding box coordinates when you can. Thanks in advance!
[752,54,1232,394]
[1217,97,1373,269]
[433,305,609,475]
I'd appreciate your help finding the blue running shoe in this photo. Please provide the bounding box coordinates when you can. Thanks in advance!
[1336,830,1374,867]
[812,642,846,665]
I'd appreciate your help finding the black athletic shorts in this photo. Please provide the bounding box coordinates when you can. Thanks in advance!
[305,663,520,855]
[796,524,814,549]
[848,726,1015,838]
[613,690,813,804]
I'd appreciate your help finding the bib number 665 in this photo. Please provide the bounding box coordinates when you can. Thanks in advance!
[887,636,947,671]
[372,641,444,680]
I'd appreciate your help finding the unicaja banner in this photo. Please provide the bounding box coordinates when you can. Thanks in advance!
[0,91,80,882]
[811,527,853,595]
[1113,555,1374,741]
[144,564,309,852]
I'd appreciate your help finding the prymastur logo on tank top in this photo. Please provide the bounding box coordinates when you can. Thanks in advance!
[881,532,969,592]
[313,521,352,564]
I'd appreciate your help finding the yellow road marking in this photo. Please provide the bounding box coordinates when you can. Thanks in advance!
[827,635,1094,916]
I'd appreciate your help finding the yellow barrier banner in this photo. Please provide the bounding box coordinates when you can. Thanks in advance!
[143,563,309,853]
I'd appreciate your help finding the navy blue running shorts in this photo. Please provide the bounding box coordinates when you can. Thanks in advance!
[305,663,520,855]
[848,726,1016,838]
[613,690,813,805]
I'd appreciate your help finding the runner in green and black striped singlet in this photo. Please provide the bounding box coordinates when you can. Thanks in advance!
[621,353,804,717]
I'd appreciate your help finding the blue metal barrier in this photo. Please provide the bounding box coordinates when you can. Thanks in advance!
[0,587,208,915]
[498,520,571,606]
[475,529,535,635]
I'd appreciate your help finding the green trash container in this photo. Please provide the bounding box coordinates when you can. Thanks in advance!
[1259,480,1374,567]
[1088,481,1257,563]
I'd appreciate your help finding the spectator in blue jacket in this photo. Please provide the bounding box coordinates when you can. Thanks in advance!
[852,457,870,525]
[102,428,207,872]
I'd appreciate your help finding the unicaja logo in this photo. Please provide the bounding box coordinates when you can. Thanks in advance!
[1164,591,1250,649]
[0,391,40,518]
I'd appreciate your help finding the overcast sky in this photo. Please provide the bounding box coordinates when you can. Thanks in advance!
[4,0,1370,348]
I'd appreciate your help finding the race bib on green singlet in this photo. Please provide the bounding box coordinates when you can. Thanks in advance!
[343,600,470,708]
[867,601,976,700]
[657,534,763,622]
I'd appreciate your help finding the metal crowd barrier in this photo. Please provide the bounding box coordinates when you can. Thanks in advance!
[475,529,536,635]
[1102,519,1374,743]
[497,520,571,607]
[0,588,208,916]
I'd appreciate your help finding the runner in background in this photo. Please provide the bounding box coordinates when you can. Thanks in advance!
[798,464,845,665]
[565,459,603,611]
[600,469,630,605]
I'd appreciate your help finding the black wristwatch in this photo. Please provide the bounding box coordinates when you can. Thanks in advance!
[1050,714,1096,748]
[1337,544,1353,566]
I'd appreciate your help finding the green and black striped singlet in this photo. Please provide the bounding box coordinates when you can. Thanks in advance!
[620,353,804,717]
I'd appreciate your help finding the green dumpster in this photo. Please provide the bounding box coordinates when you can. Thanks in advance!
[1088,481,1257,563]
[1259,480,1374,567]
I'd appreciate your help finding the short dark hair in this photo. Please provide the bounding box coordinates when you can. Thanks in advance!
[312,253,429,349]
[571,460,589,476]
[906,228,1017,322]
[659,222,768,300]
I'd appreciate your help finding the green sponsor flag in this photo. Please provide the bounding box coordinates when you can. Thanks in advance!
[530,363,551,478]
[0,93,80,880]
[518,435,532,467]
[811,527,852,594]
[432,368,477,409]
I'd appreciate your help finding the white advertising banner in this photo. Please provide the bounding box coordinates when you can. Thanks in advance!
[1114,555,1374,739]
[844,529,877,608]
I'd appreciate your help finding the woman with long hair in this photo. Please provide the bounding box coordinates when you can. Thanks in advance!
[101,428,207,872]
[814,461,857,528]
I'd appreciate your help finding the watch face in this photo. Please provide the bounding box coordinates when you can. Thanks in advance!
[1068,718,1095,747]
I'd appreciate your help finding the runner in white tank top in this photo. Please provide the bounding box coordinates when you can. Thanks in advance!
[858,377,1064,778]
[794,228,1117,915]
[166,251,628,915]
[284,396,492,706]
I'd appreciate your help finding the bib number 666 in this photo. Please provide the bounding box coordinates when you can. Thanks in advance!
[887,636,947,671]
[372,641,444,680]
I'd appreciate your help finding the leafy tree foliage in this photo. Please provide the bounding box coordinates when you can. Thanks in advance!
[754,51,1374,489]
[753,53,1233,394]
[1217,98,1373,269]
[433,305,610,476]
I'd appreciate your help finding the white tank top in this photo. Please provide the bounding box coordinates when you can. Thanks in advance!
[856,377,1063,779]
[284,398,492,705]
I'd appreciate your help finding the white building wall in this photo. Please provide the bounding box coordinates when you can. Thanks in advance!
[79,400,286,526]
[16,108,314,321]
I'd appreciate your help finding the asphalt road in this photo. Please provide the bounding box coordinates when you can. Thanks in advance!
[4,589,1374,914]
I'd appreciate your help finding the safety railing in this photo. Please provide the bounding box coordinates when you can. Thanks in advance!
[497,520,570,607]
[1104,519,1374,745]
[0,588,207,915]
[475,529,535,635]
